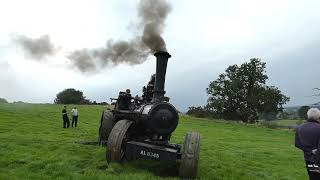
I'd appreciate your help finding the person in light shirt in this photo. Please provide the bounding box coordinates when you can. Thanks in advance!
[71,106,79,127]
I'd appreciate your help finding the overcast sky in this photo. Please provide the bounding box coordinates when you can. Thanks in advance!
[0,0,320,111]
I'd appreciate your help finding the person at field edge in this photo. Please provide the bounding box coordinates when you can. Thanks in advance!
[295,108,320,180]
[62,106,70,128]
[71,106,78,127]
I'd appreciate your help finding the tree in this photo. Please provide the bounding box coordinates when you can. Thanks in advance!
[0,98,8,103]
[187,106,210,118]
[54,88,91,104]
[206,58,289,122]
[258,86,290,120]
[298,106,310,120]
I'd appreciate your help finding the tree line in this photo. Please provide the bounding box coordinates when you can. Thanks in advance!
[0,98,8,103]
[54,88,108,105]
[1,89,107,105]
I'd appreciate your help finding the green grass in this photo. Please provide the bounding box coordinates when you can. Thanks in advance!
[273,119,303,126]
[0,104,307,179]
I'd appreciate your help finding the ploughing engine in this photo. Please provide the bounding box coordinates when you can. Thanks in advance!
[98,51,201,178]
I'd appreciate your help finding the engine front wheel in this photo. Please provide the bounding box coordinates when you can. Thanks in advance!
[106,119,133,162]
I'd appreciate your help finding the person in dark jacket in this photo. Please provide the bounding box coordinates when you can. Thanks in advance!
[62,106,70,128]
[295,108,320,180]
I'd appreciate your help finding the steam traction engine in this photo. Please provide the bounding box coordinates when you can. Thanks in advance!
[98,51,201,178]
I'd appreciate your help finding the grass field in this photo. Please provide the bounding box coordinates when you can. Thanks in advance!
[273,119,303,126]
[0,104,307,179]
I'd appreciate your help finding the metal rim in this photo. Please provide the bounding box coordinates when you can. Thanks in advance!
[179,132,201,178]
[106,119,133,163]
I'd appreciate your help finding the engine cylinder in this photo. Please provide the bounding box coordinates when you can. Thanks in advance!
[141,102,178,135]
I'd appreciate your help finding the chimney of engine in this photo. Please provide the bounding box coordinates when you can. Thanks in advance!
[152,51,171,102]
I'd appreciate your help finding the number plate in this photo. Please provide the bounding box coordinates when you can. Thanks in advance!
[125,141,180,163]
[140,150,160,159]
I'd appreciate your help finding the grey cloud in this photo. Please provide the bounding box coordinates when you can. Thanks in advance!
[266,42,320,106]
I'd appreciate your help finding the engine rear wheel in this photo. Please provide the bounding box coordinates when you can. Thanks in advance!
[98,110,115,146]
[179,132,201,179]
[107,119,133,162]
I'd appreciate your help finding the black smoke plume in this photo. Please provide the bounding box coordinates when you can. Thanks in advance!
[66,49,96,72]
[14,35,57,60]
[67,0,171,72]
[67,39,149,72]
[139,0,171,52]
[14,0,171,73]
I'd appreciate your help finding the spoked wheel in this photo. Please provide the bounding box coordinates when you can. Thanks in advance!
[107,119,133,162]
[179,132,201,179]
[98,110,115,146]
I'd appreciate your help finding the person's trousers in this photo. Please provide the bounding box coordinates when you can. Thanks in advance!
[72,116,78,127]
[306,161,320,180]
[63,116,70,128]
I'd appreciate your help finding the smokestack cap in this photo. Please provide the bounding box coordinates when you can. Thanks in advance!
[154,51,171,59]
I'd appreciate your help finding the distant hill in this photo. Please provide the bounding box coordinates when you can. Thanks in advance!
[283,106,301,113]
[284,102,320,112]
